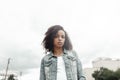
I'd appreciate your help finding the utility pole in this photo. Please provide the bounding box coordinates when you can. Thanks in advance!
[20,71,22,80]
[4,58,11,80]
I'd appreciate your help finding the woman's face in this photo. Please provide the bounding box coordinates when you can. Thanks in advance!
[53,30,65,49]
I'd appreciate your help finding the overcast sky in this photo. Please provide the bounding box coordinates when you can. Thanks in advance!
[0,0,120,80]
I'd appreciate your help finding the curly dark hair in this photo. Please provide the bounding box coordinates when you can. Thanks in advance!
[42,25,73,52]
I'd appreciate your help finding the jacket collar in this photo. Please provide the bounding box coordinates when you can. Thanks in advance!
[49,49,68,57]
[48,49,76,61]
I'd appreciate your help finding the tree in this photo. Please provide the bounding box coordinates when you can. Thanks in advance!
[114,68,120,79]
[92,70,100,80]
[7,74,15,80]
[106,75,118,80]
[92,67,119,80]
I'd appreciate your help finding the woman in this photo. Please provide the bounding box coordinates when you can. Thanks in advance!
[40,25,86,80]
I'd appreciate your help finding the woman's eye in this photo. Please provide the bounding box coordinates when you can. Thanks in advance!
[62,36,65,38]
[55,35,65,39]
[55,35,58,38]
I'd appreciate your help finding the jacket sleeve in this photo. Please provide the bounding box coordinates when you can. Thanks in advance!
[40,58,46,80]
[73,51,86,80]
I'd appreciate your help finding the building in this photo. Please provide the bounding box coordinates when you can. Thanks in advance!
[0,70,18,80]
[84,57,120,80]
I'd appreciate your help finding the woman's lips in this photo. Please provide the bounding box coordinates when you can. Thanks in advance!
[58,42,62,44]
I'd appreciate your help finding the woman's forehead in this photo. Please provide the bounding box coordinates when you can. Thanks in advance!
[56,30,65,35]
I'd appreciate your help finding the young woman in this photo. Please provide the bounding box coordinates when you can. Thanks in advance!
[40,25,86,80]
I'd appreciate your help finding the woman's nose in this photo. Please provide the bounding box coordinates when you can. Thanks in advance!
[58,37,62,40]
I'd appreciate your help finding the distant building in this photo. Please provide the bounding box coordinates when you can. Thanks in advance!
[84,57,120,80]
[0,70,18,80]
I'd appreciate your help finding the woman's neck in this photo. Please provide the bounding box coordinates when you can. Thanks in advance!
[53,48,63,57]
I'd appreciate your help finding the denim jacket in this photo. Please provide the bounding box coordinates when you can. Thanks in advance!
[40,49,86,80]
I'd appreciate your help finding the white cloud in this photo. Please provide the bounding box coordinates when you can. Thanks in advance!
[0,0,120,79]
[20,68,40,80]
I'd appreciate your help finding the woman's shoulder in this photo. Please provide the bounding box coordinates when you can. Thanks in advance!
[41,52,52,61]
[42,53,50,58]
[66,50,77,56]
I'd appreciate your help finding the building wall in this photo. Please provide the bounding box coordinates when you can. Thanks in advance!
[92,57,120,71]
[84,68,96,80]
[84,57,120,80]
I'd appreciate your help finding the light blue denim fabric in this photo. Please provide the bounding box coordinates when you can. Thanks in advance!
[40,49,86,80]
